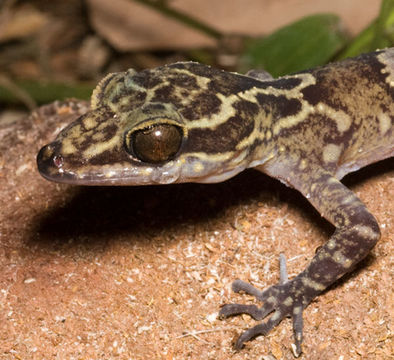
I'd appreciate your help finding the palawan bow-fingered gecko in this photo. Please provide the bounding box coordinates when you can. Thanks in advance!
[37,48,393,356]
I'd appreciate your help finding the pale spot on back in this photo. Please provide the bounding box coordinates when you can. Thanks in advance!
[378,112,391,136]
[323,143,342,164]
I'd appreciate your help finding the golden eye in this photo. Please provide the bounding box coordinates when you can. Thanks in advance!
[125,123,183,163]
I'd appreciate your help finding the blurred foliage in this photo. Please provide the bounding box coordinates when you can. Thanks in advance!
[0,78,94,108]
[239,14,347,77]
[338,0,394,58]
[240,0,394,76]
[1,0,393,108]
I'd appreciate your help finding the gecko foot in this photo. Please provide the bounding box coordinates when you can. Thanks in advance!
[219,255,308,357]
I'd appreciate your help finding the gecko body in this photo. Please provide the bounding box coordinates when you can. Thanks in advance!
[37,48,393,355]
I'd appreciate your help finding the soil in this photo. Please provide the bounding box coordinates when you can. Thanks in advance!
[0,101,392,359]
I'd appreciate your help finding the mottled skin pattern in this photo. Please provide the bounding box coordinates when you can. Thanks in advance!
[37,48,393,356]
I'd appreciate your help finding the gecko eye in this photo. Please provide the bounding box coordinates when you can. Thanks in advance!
[125,123,183,163]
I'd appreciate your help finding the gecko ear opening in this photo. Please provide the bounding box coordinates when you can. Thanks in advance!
[124,122,184,164]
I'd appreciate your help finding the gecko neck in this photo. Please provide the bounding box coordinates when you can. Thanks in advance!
[237,73,315,168]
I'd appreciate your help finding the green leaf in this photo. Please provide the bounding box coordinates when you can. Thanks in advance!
[239,14,348,77]
[337,0,394,59]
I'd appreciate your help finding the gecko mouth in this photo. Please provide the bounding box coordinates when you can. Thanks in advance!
[36,143,119,185]
[37,142,247,186]
[36,142,183,186]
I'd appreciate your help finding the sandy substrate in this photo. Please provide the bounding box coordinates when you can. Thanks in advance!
[0,101,392,359]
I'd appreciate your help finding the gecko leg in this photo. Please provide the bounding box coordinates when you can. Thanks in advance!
[220,169,380,356]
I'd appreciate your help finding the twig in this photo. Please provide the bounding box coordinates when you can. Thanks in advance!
[0,74,36,110]
[132,0,223,39]
[176,327,228,340]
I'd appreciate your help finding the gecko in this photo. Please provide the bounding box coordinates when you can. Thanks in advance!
[37,48,393,356]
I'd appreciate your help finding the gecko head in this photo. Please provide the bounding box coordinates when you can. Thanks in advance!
[37,62,261,185]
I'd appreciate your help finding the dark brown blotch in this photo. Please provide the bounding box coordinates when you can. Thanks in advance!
[256,94,302,118]
[184,115,254,154]
[169,73,199,90]
[131,69,164,89]
[77,123,119,151]
[265,76,303,90]
[233,99,261,119]
[151,84,181,105]
[180,93,222,121]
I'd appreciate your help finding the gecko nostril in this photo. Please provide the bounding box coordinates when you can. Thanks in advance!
[53,154,64,168]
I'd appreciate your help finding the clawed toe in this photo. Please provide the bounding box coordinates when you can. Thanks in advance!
[234,322,272,349]
[231,279,265,299]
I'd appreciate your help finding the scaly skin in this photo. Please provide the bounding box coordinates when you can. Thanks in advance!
[37,48,393,356]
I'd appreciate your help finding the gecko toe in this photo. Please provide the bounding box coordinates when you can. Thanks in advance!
[233,310,283,349]
[232,279,265,299]
[219,302,274,320]
[234,323,270,349]
[292,306,304,356]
